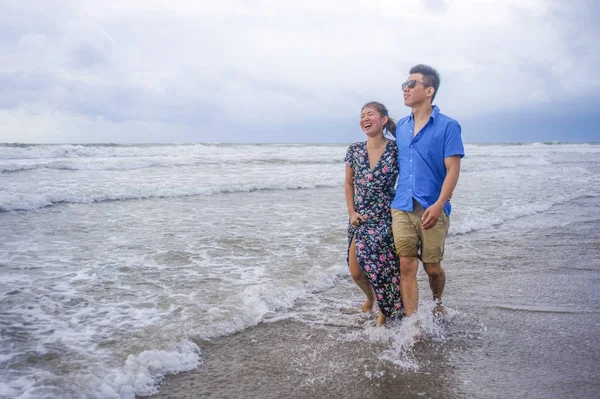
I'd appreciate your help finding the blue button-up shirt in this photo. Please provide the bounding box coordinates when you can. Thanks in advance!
[391,105,465,216]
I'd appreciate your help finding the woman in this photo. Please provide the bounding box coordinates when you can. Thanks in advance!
[345,102,403,325]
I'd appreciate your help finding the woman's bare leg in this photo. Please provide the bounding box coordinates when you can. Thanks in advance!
[377,310,386,325]
[349,236,375,312]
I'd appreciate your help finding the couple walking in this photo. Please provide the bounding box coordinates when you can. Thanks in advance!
[345,64,465,325]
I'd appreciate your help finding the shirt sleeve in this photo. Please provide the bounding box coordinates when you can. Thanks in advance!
[344,144,355,167]
[444,121,465,159]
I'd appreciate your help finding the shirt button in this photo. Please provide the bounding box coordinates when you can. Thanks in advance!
[410,159,412,162]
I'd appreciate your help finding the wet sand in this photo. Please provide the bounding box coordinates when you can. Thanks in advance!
[145,317,469,399]
[144,197,600,399]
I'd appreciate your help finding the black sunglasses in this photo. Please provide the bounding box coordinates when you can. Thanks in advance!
[402,79,429,90]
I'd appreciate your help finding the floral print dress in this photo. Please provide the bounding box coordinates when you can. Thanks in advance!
[345,141,403,318]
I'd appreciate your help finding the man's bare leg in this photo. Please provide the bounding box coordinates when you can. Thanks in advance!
[424,262,446,314]
[349,237,375,312]
[399,256,419,317]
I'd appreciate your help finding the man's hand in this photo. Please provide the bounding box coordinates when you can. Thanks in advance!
[421,203,443,230]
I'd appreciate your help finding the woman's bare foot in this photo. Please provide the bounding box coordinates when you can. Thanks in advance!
[377,310,386,326]
[361,295,374,312]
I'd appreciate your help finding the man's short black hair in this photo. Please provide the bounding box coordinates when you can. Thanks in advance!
[409,64,440,103]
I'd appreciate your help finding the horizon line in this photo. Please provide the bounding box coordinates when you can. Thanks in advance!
[1,140,599,146]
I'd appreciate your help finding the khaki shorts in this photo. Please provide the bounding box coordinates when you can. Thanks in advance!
[391,200,449,263]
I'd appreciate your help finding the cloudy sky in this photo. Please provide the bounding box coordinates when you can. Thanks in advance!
[1,0,598,144]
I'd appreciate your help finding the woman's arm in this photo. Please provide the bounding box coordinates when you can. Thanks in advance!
[345,164,356,215]
[345,164,366,225]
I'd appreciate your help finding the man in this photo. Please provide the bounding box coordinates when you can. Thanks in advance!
[391,64,465,317]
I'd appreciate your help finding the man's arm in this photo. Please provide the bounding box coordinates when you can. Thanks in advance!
[421,155,461,230]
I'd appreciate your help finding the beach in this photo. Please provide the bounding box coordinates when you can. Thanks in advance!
[149,195,600,399]
[1,143,599,398]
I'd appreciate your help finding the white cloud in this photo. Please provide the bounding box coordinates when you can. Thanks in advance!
[0,0,598,142]
[0,105,214,143]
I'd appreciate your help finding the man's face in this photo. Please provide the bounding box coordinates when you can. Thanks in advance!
[403,73,432,107]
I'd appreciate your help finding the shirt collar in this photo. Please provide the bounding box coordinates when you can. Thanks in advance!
[409,105,440,121]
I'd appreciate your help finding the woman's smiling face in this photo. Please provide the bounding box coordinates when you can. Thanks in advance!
[360,105,388,137]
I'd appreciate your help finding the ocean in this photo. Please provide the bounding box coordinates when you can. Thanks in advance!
[0,142,598,398]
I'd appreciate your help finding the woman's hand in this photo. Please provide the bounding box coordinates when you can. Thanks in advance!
[349,211,366,226]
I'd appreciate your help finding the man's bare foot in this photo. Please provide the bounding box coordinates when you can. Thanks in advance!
[413,319,423,340]
[433,303,448,316]
[361,296,374,312]
[377,310,386,326]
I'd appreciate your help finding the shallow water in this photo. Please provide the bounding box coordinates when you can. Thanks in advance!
[1,142,599,398]
[151,196,600,399]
